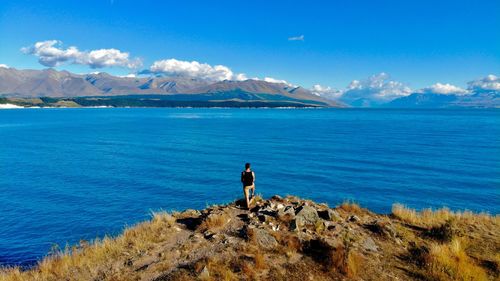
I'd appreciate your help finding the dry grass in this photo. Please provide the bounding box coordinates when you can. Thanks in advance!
[329,242,363,278]
[254,251,267,270]
[337,201,365,215]
[425,238,489,281]
[0,211,176,281]
[346,251,364,278]
[197,212,230,232]
[392,204,499,227]
[281,234,302,253]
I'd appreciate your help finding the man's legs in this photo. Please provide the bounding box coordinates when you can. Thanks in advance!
[243,186,250,209]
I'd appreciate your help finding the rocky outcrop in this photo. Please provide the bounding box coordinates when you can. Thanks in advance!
[3,195,498,281]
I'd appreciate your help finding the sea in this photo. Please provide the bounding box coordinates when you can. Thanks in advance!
[0,108,499,267]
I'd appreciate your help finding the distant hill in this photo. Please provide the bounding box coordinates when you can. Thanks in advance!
[0,68,340,107]
[384,91,500,108]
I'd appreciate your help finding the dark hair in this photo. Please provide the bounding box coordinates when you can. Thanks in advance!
[245,163,251,169]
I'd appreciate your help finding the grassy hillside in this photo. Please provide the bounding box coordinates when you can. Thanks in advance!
[0,93,333,108]
[1,196,498,281]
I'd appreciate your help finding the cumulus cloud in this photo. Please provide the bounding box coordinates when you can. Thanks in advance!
[467,74,500,92]
[420,83,467,95]
[0,64,8,68]
[340,73,412,105]
[21,40,142,69]
[288,35,304,41]
[149,58,247,81]
[311,84,343,99]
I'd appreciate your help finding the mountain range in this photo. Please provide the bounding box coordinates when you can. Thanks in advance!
[383,91,500,108]
[0,68,339,108]
[1,67,498,108]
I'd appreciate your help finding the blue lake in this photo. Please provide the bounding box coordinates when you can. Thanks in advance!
[0,108,499,266]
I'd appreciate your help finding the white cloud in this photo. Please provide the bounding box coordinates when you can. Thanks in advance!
[149,58,247,82]
[263,77,289,84]
[119,73,137,78]
[311,84,342,99]
[288,35,304,41]
[0,64,9,68]
[467,74,500,92]
[341,73,412,104]
[21,40,142,69]
[420,83,467,95]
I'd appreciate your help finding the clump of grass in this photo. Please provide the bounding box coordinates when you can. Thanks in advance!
[337,201,365,215]
[281,234,302,253]
[392,204,498,227]
[204,258,237,281]
[425,238,488,281]
[197,212,230,232]
[0,211,177,281]
[424,220,457,242]
[254,251,267,270]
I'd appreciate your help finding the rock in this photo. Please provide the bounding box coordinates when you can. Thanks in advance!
[258,214,273,223]
[183,209,201,217]
[291,205,321,230]
[250,228,278,249]
[362,237,379,252]
[277,205,295,221]
[318,209,341,221]
[199,266,210,280]
[271,195,283,201]
[349,215,360,222]
[303,238,344,267]
[365,220,397,238]
[259,206,277,217]
[323,220,336,231]
[203,231,216,240]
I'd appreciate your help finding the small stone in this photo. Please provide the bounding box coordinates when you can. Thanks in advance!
[324,220,336,231]
[349,215,360,222]
[362,237,379,252]
[199,266,210,280]
[203,231,215,239]
[277,205,295,220]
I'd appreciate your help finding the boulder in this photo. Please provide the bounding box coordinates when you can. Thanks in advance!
[250,228,278,249]
[290,205,321,230]
[318,209,341,221]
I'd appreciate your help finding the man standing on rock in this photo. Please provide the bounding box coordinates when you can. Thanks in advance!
[241,163,255,209]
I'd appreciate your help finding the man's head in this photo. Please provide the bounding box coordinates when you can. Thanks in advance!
[245,163,251,170]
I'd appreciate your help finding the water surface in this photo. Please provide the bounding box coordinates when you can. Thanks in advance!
[0,108,499,266]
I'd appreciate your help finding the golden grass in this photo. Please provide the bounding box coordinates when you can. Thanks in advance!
[198,212,230,232]
[0,211,176,281]
[425,238,489,281]
[392,204,499,226]
[254,251,267,270]
[337,201,364,215]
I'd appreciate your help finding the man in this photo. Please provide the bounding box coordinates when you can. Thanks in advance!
[241,163,255,209]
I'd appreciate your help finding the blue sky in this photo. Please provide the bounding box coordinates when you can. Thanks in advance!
[1,0,499,90]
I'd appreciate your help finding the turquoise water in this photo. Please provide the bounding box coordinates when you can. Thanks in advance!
[0,108,499,266]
